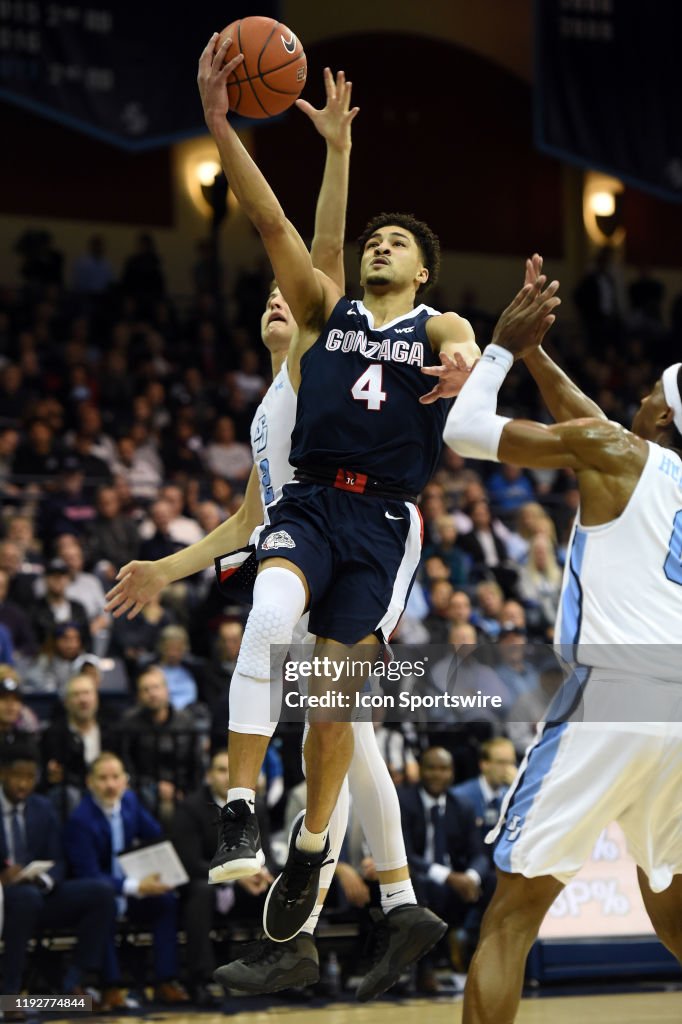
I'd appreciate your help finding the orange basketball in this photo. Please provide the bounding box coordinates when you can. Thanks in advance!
[217,16,307,119]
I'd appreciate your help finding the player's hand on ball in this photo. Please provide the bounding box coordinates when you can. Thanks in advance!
[296,67,359,151]
[198,32,244,125]
[420,350,474,404]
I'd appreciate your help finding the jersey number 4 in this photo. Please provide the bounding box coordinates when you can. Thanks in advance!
[351,364,386,410]
[664,509,682,586]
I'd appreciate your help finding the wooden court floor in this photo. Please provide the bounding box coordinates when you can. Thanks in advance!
[75,989,682,1024]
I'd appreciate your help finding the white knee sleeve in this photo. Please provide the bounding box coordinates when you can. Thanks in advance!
[229,567,306,736]
[347,720,408,872]
[237,567,306,679]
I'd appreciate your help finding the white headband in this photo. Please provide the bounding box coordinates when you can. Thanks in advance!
[662,363,682,434]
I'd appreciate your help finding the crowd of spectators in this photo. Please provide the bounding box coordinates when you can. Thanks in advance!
[0,230,679,1009]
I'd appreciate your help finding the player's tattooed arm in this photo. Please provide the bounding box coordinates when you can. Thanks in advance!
[522,254,606,423]
[302,68,359,291]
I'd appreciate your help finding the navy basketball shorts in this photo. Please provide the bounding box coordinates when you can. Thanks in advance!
[255,481,423,645]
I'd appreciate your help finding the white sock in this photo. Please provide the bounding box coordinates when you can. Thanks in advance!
[299,903,322,936]
[296,820,328,854]
[380,880,417,914]
[227,787,256,811]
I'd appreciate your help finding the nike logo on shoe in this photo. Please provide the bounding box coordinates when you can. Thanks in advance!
[385,512,403,520]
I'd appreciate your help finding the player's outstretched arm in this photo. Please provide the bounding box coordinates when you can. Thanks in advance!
[198,33,331,329]
[105,465,264,620]
[441,279,646,474]
[522,254,606,422]
[420,314,480,403]
[301,68,359,289]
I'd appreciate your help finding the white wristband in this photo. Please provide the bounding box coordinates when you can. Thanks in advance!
[480,343,514,374]
[443,344,512,461]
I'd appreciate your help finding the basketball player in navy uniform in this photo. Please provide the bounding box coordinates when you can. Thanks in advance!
[426,257,682,1023]
[194,32,481,945]
[107,67,449,998]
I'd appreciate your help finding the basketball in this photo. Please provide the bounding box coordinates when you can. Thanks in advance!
[217,16,307,119]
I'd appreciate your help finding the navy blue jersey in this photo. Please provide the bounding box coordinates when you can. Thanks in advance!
[290,297,453,493]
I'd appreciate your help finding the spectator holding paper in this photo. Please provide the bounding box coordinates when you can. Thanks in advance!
[0,742,116,1013]
[64,751,189,1005]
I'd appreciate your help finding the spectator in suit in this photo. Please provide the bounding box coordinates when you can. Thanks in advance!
[0,743,116,1010]
[41,673,115,813]
[450,738,517,849]
[65,751,189,1005]
[398,747,489,986]
[169,749,273,1004]
[30,558,91,652]
[117,666,204,824]
[457,500,518,595]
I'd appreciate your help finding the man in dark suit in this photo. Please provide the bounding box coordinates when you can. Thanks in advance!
[398,747,490,982]
[450,738,517,853]
[0,742,116,1013]
[169,749,273,1004]
[64,751,189,1005]
[41,672,116,812]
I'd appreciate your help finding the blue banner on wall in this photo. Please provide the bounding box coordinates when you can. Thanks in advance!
[0,1,280,150]
[535,0,682,202]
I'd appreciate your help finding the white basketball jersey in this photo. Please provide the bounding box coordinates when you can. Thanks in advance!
[249,360,297,532]
[555,441,682,682]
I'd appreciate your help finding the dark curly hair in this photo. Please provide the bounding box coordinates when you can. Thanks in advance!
[357,212,441,296]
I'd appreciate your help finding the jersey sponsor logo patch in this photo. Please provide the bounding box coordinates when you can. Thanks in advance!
[262,530,296,551]
[506,814,523,841]
[385,511,403,520]
[394,326,415,334]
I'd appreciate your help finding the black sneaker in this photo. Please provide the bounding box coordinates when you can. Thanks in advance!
[263,811,332,942]
[356,904,448,1002]
[208,799,265,883]
[214,934,319,995]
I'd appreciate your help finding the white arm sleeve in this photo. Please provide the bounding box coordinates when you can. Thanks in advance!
[443,344,513,461]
